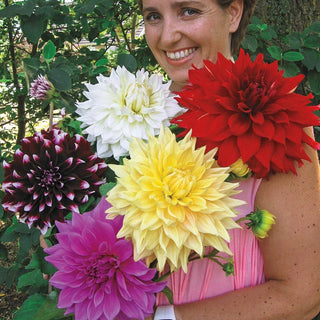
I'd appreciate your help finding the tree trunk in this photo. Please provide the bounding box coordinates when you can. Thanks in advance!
[254,0,320,36]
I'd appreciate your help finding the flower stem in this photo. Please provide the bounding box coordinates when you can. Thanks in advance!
[49,101,54,130]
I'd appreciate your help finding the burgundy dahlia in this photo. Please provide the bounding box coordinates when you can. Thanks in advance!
[2,128,107,233]
[45,199,166,320]
[30,75,54,100]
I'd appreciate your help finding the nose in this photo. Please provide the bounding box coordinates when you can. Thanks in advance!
[160,17,182,48]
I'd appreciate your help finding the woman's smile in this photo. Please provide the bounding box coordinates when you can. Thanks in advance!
[165,47,198,61]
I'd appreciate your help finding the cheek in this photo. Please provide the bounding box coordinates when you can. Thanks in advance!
[145,26,159,45]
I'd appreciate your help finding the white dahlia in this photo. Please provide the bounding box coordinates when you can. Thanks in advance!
[76,66,184,160]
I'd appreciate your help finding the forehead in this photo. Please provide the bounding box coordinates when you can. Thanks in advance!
[142,0,214,8]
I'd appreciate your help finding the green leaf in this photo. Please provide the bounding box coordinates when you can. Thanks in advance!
[100,182,116,196]
[33,291,66,320]
[93,66,109,75]
[23,57,42,83]
[308,71,320,95]
[42,40,56,62]
[14,222,31,234]
[281,62,300,78]
[301,48,320,71]
[0,230,19,242]
[96,58,109,67]
[17,269,48,289]
[241,34,258,52]
[19,233,33,254]
[26,247,57,275]
[13,294,46,320]
[304,34,320,49]
[260,29,273,41]
[47,68,71,91]
[251,16,263,25]
[283,51,304,62]
[267,46,282,60]
[0,266,9,286]
[309,21,320,33]
[0,4,21,18]
[20,14,47,44]
[0,204,3,219]
[286,33,302,50]
[0,243,8,259]
[18,1,36,17]
[117,54,137,72]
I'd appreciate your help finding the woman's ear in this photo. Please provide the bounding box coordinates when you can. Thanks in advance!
[228,0,243,33]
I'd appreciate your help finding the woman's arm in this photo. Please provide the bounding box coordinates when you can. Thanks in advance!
[173,128,320,320]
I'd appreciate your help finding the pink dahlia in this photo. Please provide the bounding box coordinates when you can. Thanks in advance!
[45,199,166,320]
[2,128,107,233]
[172,49,320,178]
[30,75,55,100]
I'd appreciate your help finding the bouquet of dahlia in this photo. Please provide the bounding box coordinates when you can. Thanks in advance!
[4,49,315,319]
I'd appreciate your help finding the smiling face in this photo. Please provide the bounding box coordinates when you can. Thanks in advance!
[142,0,242,90]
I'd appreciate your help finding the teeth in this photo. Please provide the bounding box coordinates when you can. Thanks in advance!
[166,48,196,60]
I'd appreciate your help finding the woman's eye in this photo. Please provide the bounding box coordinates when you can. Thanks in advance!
[182,8,200,16]
[145,12,161,22]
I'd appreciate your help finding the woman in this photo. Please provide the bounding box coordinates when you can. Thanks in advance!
[139,0,320,319]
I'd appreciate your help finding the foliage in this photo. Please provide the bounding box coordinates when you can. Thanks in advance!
[0,1,319,318]
[241,16,320,104]
[241,16,320,145]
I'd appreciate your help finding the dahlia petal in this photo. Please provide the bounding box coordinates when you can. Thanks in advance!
[218,136,240,166]
[280,74,304,93]
[250,111,264,125]
[67,192,75,200]
[120,259,149,276]
[58,287,76,308]
[228,113,251,135]
[116,272,131,301]
[74,301,90,320]
[252,119,275,139]
[50,271,81,288]
[254,140,274,170]
[237,133,261,163]
[112,240,132,261]
[70,234,90,255]
[87,299,103,320]
[273,126,286,144]
[94,285,105,307]
[120,298,144,319]
[71,286,91,303]
[103,286,121,320]
[191,113,215,137]
[286,123,303,143]
[302,131,320,150]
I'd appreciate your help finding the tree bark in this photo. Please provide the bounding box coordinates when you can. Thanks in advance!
[5,0,26,144]
[254,0,320,36]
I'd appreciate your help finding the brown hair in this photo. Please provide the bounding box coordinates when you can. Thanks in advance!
[137,0,257,56]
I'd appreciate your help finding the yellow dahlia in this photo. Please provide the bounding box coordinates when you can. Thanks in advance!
[106,127,244,273]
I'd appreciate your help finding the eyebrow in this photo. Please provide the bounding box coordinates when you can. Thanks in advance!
[142,0,204,14]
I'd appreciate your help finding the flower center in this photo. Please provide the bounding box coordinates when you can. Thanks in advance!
[124,81,150,113]
[238,77,271,114]
[83,254,119,284]
[37,166,62,188]
[163,167,195,205]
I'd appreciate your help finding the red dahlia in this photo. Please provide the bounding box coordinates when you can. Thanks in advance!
[2,128,107,233]
[172,49,320,178]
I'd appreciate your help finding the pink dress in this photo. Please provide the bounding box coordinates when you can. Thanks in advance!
[156,177,265,306]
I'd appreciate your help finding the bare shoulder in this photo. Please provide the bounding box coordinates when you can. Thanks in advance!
[255,127,320,302]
